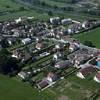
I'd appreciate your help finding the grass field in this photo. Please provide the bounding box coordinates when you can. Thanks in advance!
[73,27,100,48]
[0,74,57,100]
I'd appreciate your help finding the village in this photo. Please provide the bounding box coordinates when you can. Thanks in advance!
[0,16,100,99]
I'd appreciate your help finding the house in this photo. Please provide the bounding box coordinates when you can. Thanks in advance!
[55,60,72,69]
[47,72,58,82]
[69,43,79,52]
[36,43,44,50]
[74,54,91,67]
[12,49,22,59]
[53,52,62,61]
[67,23,82,34]
[12,49,32,62]
[82,20,93,29]
[94,73,100,83]
[18,70,31,81]
[7,38,16,46]
[12,29,20,37]
[37,79,49,89]
[22,38,31,45]
[55,43,64,50]
[77,66,96,79]
[50,17,60,25]
[21,51,32,63]
[55,44,61,50]
[36,37,43,43]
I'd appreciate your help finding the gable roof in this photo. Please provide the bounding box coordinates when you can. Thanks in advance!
[55,60,72,69]
[38,79,49,89]
[47,72,58,81]
[79,66,96,76]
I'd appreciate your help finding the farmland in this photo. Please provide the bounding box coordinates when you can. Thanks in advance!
[0,0,100,21]
[0,0,50,21]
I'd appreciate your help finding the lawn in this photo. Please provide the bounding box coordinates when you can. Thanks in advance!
[0,74,56,100]
[73,27,100,48]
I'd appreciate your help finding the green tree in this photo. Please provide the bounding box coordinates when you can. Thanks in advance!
[84,40,95,47]
[0,49,19,75]
[19,7,25,11]
[48,10,53,16]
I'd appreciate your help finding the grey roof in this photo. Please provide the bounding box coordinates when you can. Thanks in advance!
[55,60,72,69]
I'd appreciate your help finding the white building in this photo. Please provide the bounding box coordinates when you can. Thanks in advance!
[50,17,60,24]
[61,18,72,25]
[22,38,31,45]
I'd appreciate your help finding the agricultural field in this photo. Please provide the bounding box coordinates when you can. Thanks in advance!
[21,0,100,19]
[0,0,100,22]
[0,0,50,21]
[73,27,100,48]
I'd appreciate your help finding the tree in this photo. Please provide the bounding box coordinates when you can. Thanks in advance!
[54,5,58,9]
[0,49,19,75]
[0,38,9,48]
[48,10,53,16]
[41,1,46,6]
[19,7,25,11]
[84,40,95,47]
[5,5,10,8]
